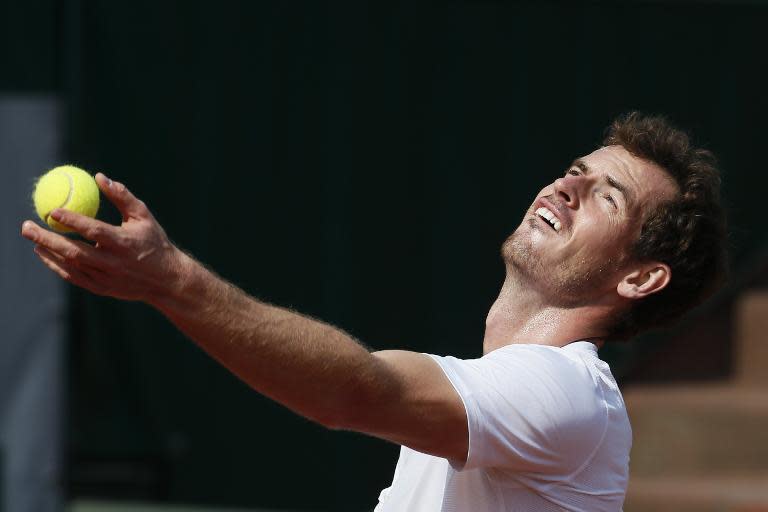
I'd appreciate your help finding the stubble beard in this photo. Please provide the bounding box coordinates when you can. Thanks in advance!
[501,222,620,308]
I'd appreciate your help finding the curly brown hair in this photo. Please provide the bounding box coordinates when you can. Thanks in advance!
[604,112,728,341]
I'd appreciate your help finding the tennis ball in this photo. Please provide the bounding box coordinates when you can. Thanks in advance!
[33,165,100,233]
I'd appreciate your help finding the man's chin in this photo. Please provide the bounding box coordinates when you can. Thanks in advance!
[502,224,553,265]
[501,230,537,271]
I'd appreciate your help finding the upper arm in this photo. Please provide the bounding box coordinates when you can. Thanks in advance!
[341,349,468,463]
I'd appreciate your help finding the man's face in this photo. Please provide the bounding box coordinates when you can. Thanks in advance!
[503,145,678,306]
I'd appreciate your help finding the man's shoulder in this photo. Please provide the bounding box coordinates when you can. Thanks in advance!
[433,342,617,474]
[479,342,612,420]
[439,343,608,413]
[484,342,598,377]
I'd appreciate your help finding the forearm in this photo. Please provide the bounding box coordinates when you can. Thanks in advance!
[148,249,381,427]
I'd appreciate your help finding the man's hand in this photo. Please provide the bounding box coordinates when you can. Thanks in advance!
[20,173,184,303]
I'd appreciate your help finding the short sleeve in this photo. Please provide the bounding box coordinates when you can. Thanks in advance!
[429,345,608,474]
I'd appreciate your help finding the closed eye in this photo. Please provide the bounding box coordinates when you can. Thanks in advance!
[603,193,617,208]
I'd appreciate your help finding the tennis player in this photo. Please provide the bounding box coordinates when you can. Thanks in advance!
[21,112,727,511]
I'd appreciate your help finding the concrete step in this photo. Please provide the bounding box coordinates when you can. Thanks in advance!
[624,475,768,512]
[624,384,768,477]
[735,292,768,386]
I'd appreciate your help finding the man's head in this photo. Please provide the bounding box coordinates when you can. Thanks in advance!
[503,112,727,340]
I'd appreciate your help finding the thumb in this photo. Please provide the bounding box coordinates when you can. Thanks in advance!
[95,173,149,221]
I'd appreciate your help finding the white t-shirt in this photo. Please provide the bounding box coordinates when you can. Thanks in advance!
[373,341,631,512]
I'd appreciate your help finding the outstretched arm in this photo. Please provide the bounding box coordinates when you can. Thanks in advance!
[20,174,468,461]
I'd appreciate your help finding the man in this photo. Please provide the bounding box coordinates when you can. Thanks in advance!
[20,112,727,511]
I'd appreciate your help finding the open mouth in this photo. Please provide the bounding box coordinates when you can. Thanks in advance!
[535,206,562,232]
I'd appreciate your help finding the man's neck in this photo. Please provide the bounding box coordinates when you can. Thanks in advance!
[483,275,613,354]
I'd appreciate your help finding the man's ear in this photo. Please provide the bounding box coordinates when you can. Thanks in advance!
[617,262,671,300]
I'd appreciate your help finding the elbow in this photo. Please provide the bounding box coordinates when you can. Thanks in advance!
[304,354,395,433]
[310,382,384,433]
[309,408,349,431]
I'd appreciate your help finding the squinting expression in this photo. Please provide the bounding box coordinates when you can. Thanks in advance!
[503,145,679,305]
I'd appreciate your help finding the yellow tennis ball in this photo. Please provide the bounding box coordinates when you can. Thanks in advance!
[33,165,100,233]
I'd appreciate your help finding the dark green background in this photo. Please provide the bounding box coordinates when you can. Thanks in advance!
[4,0,767,510]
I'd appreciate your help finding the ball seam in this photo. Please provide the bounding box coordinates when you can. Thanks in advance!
[44,169,75,224]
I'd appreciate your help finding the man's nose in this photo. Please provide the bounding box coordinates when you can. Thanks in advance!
[553,176,579,208]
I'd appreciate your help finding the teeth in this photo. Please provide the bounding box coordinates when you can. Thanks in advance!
[535,207,562,232]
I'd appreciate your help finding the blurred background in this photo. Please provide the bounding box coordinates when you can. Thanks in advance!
[2,1,768,511]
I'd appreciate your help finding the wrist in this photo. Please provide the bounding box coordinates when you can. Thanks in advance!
[146,246,200,311]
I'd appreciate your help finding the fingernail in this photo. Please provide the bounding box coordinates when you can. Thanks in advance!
[21,221,36,239]
[104,175,113,187]
[50,209,63,220]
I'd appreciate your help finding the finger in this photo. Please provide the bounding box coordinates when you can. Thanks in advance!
[34,244,112,280]
[33,245,107,295]
[21,220,115,270]
[47,209,123,248]
[95,173,151,221]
